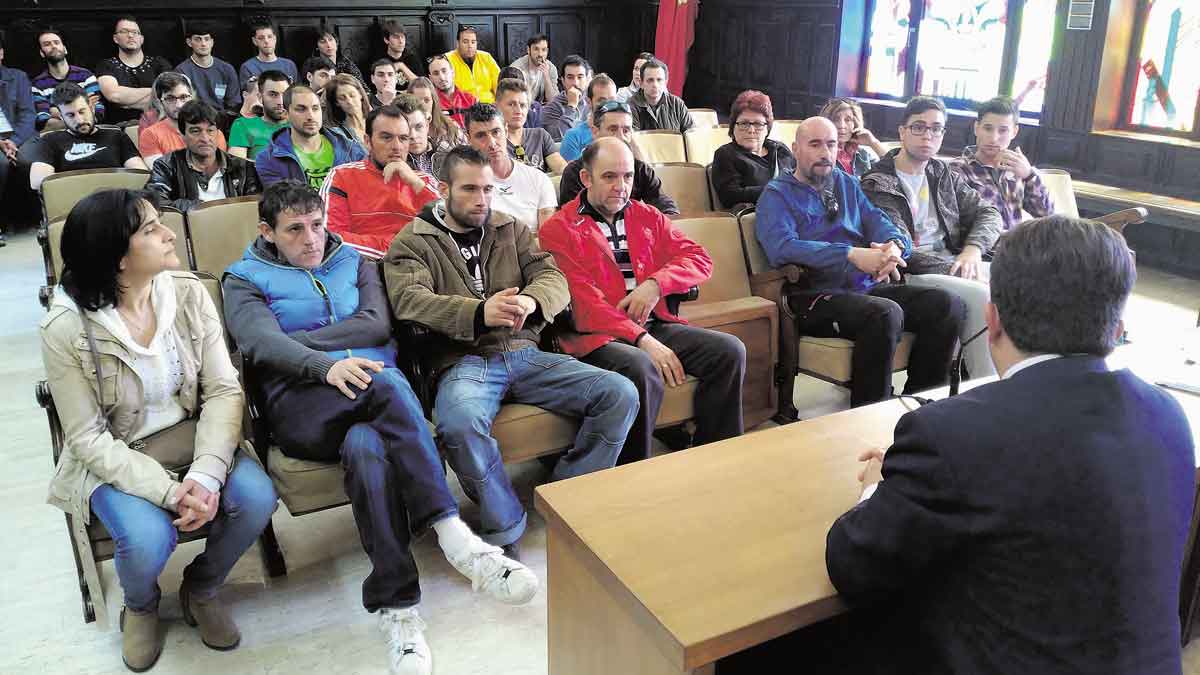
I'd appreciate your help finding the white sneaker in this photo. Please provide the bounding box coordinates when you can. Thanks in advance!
[447,539,539,605]
[378,607,432,675]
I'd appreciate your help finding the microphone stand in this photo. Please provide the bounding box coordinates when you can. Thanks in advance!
[948,326,989,397]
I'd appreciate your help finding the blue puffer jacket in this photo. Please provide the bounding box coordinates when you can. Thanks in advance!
[254,125,366,187]
[226,235,397,368]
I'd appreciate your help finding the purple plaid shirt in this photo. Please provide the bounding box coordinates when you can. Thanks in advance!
[949,146,1054,231]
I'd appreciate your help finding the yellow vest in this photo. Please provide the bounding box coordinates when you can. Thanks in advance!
[445,49,500,104]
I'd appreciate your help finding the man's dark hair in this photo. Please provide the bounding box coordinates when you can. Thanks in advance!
[184,23,215,39]
[990,216,1135,357]
[283,84,318,109]
[248,19,275,37]
[113,16,139,33]
[154,71,192,100]
[60,189,163,311]
[51,81,87,109]
[258,69,291,91]
[381,19,406,41]
[636,51,655,61]
[499,66,525,83]
[302,55,337,80]
[463,102,502,130]
[562,54,592,76]
[441,145,488,185]
[902,95,946,125]
[976,96,1019,123]
[371,58,396,74]
[176,99,221,135]
[527,34,549,49]
[586,73,616,102]
[393,93,423,117]
[35,26,62,47]
[496,78,528,101]
[365,104,406,137]
[457,25,478,40]
[259,180,324,229]
[640,57,668,80]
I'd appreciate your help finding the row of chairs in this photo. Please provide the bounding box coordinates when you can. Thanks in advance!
[631,120,803,167]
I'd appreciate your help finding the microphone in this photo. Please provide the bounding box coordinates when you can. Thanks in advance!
[948,326,989,397]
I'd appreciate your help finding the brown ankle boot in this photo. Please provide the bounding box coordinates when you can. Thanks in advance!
[121,606,163,672]
[180,582,241,651]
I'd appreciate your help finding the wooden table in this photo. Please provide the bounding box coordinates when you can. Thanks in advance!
[534,345,1200,675]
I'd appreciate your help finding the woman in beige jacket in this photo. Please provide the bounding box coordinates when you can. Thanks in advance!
[39,189,276,672]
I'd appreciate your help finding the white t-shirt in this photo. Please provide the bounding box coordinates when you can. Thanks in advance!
[491,160,557,232]
[896,169,944,251]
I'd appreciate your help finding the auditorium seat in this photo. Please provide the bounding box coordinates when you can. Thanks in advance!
[39,167,151,224]
[653,162,713,215]
[683,126,729,166]
[673,213,780,427]
[736,208,913,422]
[768,120,802,145]
[185,195,262,276]
[632,130,687,164]
[1037,168,1148,233]
[689,108,720,129]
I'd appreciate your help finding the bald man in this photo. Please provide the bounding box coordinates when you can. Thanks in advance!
[540,137,747,464]
[755,117,966,407]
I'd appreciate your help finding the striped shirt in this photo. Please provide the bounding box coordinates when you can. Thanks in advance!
[31,65,106,129]
[579,198,636,292]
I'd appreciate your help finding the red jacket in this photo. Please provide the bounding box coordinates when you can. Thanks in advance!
[437,88,477,128]
[320,159,439,259]
[539,195,713,357]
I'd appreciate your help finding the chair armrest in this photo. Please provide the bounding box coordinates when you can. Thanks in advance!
[35,380,67,465]
[678,296,776,329]
[1093,207,1149,232]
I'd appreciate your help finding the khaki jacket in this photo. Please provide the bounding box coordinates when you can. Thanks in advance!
[384,206,570,376]
[40,272,244,522]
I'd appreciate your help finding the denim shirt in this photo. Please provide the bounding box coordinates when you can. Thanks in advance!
[755,169,911,293]
[0,66,36,146]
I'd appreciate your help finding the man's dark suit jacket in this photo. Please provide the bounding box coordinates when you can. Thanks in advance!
[826,355,1194,675]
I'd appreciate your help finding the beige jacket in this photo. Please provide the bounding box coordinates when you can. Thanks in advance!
[40,271,244,522]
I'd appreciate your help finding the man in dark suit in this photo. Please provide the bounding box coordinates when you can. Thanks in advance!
[826,215,1195,675]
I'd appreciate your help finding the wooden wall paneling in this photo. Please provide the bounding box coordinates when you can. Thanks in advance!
[498,15,539,67]
[275,16,325,71]
[325,17,379,76]
[809,16,839,97]
[1038,128,1087,169]
[783,18,815,94]
[1086,135,1160,189]
[541,13,587,68]
[1159,148,1200,201]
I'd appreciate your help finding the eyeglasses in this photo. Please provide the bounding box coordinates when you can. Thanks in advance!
[116,29,142,36]
[734,121,769,130]
[904,122,945,137]
[163,94,193,105]
[820,188,840,221]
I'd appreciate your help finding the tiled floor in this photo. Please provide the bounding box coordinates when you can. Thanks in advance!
[2,229,1198,674]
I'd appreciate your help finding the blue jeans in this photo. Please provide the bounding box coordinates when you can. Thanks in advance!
[90,450,277,612]
[265,367,459,611]
[434,348,638,546]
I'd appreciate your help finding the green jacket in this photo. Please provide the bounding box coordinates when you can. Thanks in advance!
[384,204,570,376]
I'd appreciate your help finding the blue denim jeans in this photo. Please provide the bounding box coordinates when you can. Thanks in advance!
[89,450,277,612]
[434,348,638,546]
[264,367,459,612]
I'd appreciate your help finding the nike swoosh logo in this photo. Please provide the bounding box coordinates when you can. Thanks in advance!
[64,143,102,162]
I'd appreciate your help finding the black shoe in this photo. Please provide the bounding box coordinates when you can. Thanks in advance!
[501,542,521,562]
[653,425,693,451]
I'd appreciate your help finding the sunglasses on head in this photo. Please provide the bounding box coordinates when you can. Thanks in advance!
[595,100,631,115]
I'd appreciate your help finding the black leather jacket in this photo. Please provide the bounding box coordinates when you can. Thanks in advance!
[147,149,261,211]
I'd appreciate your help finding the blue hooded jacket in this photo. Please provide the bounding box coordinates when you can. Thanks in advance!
[755,169,911,293]
[254,126,366,186]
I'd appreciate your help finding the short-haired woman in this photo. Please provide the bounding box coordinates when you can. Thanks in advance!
[710,89,797,210]
[819,97,887,177]
[40,189,277,671]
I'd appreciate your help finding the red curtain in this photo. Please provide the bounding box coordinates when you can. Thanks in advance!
[654,0,700,97]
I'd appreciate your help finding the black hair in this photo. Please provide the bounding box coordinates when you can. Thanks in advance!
[496,78,528,101]
[371,58,396,74]
[990,216,1135,356]
[258,69,291,91]
[51,81,87,109]
[184,23,215,39]
[526,34,549,49]
[365,104,407,137]
[902,95,946,125]
[302,55,337,80]
[499,66,525,83]
[248,19,275,37]
[463,102,502,129]
[258,181,324,229]
[381,19,406,40]
[35,26,62,47]
[113,16,140,33]
[640,58,668,80]
[976,96,1019,122]
[562,54,592,76]
[153,71,192,100]
[441,145,488,185]
[283,84,318,109]
[176,99,221,135]
[457,25,478,39]
[60,189,162,311]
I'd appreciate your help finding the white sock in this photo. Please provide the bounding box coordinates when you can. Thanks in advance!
[432,516,478,561]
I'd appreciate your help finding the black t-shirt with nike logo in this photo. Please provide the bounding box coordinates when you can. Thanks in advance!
[23,127,140,173]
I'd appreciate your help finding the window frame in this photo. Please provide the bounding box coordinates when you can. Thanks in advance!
[858,0,1049,118]
[1120,0,1200,140]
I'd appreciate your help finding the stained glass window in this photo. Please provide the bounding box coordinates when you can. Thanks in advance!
[915,0,1008,102]
[1128,0,1200,133]
[864,0,912,98]
[1011,0,1057,114]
